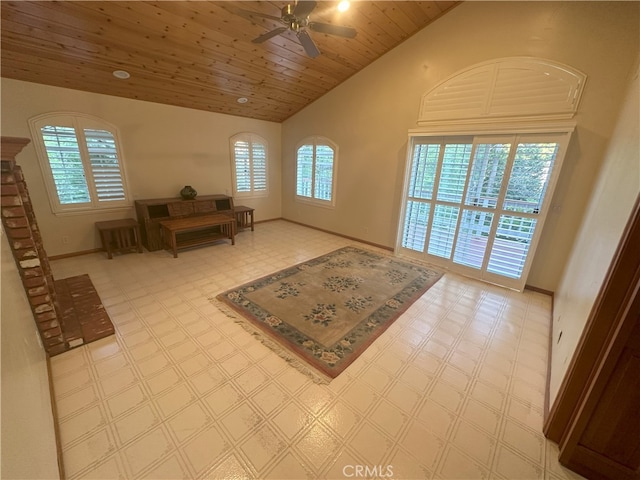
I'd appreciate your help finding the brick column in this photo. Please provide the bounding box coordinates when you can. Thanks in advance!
[1,136,67,355]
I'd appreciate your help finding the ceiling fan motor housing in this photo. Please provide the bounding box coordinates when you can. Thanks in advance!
[282,4,309,31]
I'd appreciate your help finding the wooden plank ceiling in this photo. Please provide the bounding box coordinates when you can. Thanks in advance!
[1,1,459,123]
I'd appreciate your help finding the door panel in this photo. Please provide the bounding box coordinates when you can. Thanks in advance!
[452,209,493,269]
[428,205,459,258]
[580,337,640,469]
[397,132,571,290]
[545,197,640,480]
[561,317,640,480]
[487,215,537,279]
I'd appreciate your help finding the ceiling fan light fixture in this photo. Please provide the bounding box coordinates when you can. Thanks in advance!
[237,1,357,58]
[338,1,350,12]
[112,70,130,79]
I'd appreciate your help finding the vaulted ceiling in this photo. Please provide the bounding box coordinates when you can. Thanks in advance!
[1,1,459,123]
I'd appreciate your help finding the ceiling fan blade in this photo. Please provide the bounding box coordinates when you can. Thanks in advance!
[308,22,357,38]
[296,30,320,58]
[293,1,317,18]
[227,6,282,23]
[252,27,288,43]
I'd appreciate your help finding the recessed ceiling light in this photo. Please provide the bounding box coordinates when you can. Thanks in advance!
[113,70,130,79]
[338,1,350,12]
[237,97,248,104]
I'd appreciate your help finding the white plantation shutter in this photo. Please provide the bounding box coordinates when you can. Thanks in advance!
[436,143,472,203]
[409,143,439,200]
[234,140,252,193]
[453,210,493,268]
[84,129,126,202]
[296,137,337,206]
[40,126,91,205]
[31,114,129,213]
[314,145,334,201]
[428,141,472,259]
[296,145,313,198]
[252,143,267,192]
[465,143,510,209]
[402,142,439,252]
[428,205,459,258]
[487,215,537,278]
[231,134,268,197]
[397,132,570,290]
[401,201,430,251]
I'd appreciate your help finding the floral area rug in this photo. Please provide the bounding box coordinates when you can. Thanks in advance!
[214,246,443,382]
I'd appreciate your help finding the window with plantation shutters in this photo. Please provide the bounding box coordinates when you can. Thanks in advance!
[230,133,268,197]
[295,137,337,206]
[29,114,130,214]
[85,129,126,202]
[397,132,571,291]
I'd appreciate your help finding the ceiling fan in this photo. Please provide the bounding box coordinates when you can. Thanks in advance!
[233,1,357,58]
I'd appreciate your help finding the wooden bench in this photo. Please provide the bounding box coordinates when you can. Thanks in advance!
[159,213,235,258]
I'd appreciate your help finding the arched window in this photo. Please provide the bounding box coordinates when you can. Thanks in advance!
[29,113,130,214]
[295,136,338,206]
[230,133,268,197]
[397,58,585,290]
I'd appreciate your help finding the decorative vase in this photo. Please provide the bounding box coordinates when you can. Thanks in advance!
[180,185,197,200]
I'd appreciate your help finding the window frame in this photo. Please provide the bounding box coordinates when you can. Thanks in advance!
[295,136,338,208]
[396,124,575,291]
[29,113,131,215]
[229,132,269,198]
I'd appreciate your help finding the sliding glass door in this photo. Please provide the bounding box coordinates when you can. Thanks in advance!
[397,132,570,290]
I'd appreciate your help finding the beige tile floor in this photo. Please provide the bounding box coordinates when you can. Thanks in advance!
[49,220,584,480]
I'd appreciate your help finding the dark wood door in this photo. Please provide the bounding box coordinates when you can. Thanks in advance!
[553,196,640,480]
[560,312,640,479]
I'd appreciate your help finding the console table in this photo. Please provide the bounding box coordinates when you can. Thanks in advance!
[159,213,235,258]
[135,195,233,251]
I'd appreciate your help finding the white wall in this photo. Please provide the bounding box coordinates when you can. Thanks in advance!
[0,80,282,256]
[549,58,640,405]
[281,1,639,291]
[0,228,60,479]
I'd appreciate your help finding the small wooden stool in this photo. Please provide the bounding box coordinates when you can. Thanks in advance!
[234,206,255,232]
[95,218,143,259]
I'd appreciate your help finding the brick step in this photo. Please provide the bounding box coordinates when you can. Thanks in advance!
[54,274,115,349]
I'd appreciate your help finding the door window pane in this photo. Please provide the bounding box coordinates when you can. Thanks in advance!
[453,210,494,269]
[504,143,558,213]
[436,144,472,203]
[409,143,440,200]
[487,215,537,278]
[428,205,459,259]
[465,143,510,208]
[402,201,430,252]
[399,132,568,290]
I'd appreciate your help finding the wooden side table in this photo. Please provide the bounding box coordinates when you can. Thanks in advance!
[234,206,255,232]
[95,218,143,259]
